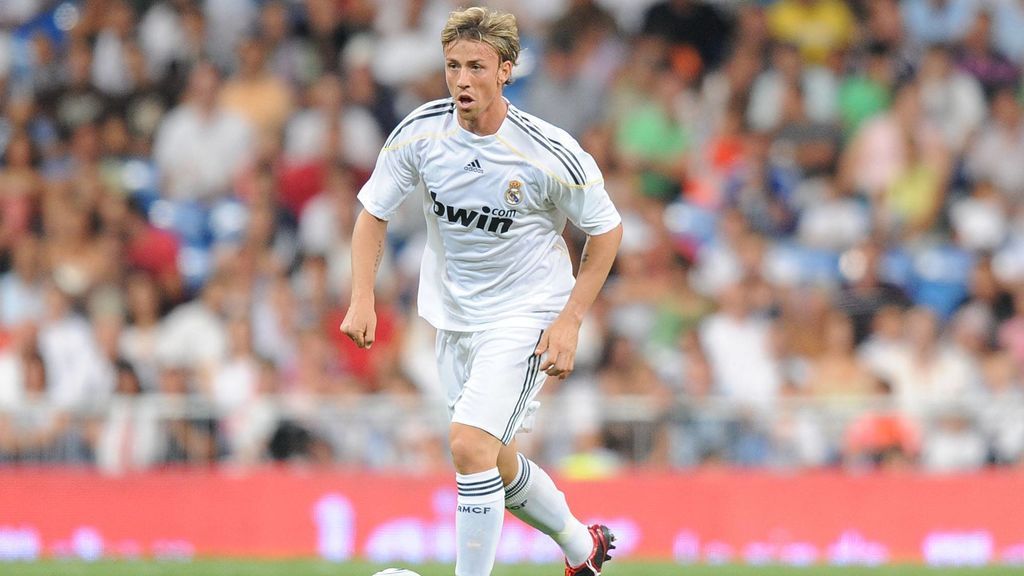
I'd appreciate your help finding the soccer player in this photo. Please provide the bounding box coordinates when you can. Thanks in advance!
[341,6,623,576]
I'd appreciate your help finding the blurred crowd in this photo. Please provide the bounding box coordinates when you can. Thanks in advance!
[2,0,1024,476]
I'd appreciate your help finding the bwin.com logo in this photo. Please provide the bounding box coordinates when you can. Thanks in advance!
[430,191,516,234]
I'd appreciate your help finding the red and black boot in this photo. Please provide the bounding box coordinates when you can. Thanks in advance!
[564,524,616,576]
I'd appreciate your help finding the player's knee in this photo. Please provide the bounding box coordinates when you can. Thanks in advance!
[449,429,498,474]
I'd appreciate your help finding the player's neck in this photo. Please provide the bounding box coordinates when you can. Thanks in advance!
[458,98,508,137]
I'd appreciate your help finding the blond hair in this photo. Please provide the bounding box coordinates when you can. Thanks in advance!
[441,6,520,84]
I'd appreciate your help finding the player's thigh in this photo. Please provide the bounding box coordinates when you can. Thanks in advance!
[436,329,471,419]
[452,327,545,445]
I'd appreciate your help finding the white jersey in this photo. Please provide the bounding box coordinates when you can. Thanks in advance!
[358,98,621,331]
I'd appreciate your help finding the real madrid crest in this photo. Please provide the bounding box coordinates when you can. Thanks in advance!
[504,179,523,206]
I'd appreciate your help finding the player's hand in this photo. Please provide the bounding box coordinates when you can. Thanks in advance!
[340,299,377,349]
[535,315,581,380]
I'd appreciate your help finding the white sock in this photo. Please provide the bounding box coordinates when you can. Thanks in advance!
[504,453,592,567]
[455,468,505,576]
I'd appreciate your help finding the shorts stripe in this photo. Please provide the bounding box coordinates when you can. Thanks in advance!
[501,331,544,444]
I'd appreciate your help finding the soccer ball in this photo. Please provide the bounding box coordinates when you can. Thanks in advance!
[372,570,422,576]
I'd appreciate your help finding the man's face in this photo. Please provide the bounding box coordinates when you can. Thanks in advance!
[444,39,511,124]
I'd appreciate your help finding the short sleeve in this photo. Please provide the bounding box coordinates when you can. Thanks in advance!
[356,141,420,221]
[547,149,621,236]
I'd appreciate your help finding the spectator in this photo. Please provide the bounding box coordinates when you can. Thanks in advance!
[918,43,986,153]
[843,378,921,470]
[950,179,1010,252]
[252,271,300,368]
[524,31,607,139]
[258,0,317,88]
[206,316,259,412]
[220,34,294,141]
[863,0,906,50]
[662,338,731,467]
[295,0,358,78]
[797,178,871,250]
[859,305,906,376]
[840,80,948,208]
[22,32,65,101]
[340,36,400,139]
[96,361,164,474]
[835,242,912,344]
[0,132,41,252]
[42,194,111,296]
[721,129,800,237]
[119,272,164,391]
[990,0,1024,64]
[204,0,259,71]
[37,283,111,411]
[777,285,832,370]
[771,381,830,468]
[640,0,734,73]
[957,257,1015,342]
[699,46,760,146]
[155,272,229,376]
[979,351,1024,464]
[283,73,383,174]
[922,408,987,472]
[597,334,670,464]
[806,312,877,398]
[91,0,137,98]
[153,62,254,201]
[878,307,979,413]
[837,42,897,135]
[955,10,1020,98]
[0,323,33,417]
[999,287,1024,371]
[965,87,1024,201]
[0,235,44,329]
[11,351,89,463]
[372,0,452,89]
[902,0,978,47]
[878,121,950,237]
[224,357,280,466]
[699,281,782,408]
[158,366,221,465]
[139,0,196,81]
[614,71,692,202]
[766,83,842,177]
[767,0,856,65]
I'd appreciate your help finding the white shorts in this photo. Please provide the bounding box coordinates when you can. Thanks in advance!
[436,327,546,445]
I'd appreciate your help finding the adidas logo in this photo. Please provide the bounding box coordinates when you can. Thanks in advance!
[464,159,484,174]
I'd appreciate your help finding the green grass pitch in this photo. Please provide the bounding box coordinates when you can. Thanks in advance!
[2,561,1022,576]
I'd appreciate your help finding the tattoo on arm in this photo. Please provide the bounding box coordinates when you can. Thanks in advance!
[373,239,384,273]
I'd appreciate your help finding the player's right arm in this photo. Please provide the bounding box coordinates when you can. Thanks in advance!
[341,101,436,348]
[341,210,389,349]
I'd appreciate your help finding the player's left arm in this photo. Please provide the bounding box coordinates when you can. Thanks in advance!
[537,133,622,378]
[537,223,623,379]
